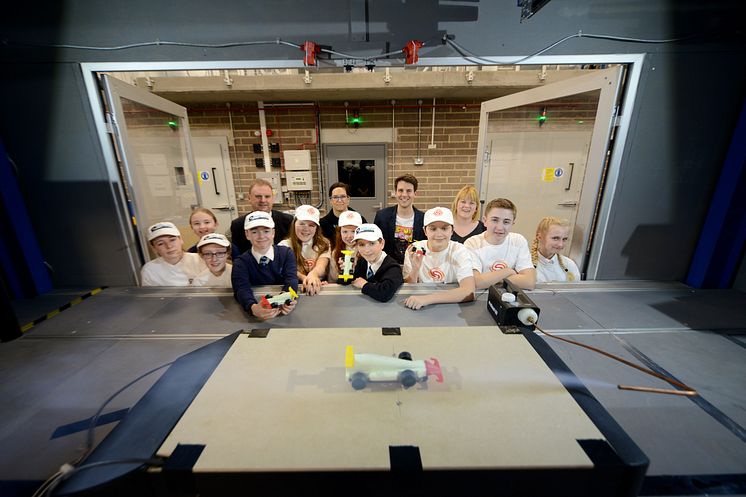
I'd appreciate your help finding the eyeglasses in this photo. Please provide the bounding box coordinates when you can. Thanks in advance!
[201,251,228,259]
[331,195,349,201]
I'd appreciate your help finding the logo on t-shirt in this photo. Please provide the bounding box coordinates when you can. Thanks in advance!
[305,258,316,270]
[490,261,507,272]
[429,267,445,281]
[394,224,414,241]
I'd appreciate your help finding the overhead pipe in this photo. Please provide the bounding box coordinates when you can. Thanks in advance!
[257,101,271,173]
[180,102,482,113]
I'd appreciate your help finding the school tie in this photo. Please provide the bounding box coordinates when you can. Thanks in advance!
[367,266,374,279]
[259,256,269,267]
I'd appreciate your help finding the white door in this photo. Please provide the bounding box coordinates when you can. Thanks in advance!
[475,67,624,275]
[101,75,201,266]
[192,136,238,235]
[324,144,387,222]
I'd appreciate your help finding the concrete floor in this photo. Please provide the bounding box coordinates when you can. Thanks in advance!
[2,282,745,496]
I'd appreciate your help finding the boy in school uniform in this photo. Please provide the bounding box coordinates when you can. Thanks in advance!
[231,211,299,321]
[141,221,205,286]
[350,223,403,303]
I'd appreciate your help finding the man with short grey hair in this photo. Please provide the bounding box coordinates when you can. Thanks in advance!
[230,178,292,254]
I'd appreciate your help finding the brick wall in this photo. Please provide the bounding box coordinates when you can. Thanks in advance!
[186,96,597,216]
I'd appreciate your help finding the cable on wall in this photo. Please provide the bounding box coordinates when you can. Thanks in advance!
[5,30,701,68]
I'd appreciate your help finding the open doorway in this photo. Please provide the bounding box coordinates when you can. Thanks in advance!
[85,58,642,283]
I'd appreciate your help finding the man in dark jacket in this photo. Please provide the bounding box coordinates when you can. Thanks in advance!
[373,174,425,264]
[230,179,292,254]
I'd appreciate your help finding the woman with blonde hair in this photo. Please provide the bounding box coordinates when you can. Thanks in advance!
[279,205,332,295]
[450,185,485,244]
[531,217,581,283]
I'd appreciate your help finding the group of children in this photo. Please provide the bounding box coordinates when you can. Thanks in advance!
[141,175,580,321]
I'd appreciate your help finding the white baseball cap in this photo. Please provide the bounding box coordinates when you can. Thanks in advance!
[338,210,363,228]
[423,207,454,226]
[147,221,181,241]
[197,233,231,249]
[353,223,383,242]
[295,205,320,225]
[244,211,275,230]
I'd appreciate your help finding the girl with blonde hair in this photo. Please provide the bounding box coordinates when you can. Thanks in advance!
[450,185,485,244]
[187,207,239,258]
[531,217,581,283]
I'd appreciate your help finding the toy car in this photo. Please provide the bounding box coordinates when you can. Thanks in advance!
[337,249,355,284]
[410,245,426,256]
[344,345,443,390]
[259,287,298,309]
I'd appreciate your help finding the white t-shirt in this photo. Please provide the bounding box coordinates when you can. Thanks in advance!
[278,239,331,273]
[465,232,533,274]
[394,213,415,256]
[536,253,580,283]
[403,240,474,284]
[140,252,205,286]
[192,264,233,287]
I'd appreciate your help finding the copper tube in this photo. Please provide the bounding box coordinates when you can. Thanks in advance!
[534,323,698,397]
[618,385,698,397]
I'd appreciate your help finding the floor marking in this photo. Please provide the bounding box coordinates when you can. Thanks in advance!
[21,287,108,333]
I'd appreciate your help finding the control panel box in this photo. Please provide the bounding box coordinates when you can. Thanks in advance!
[286,171,312,191]
[283,150,312,171]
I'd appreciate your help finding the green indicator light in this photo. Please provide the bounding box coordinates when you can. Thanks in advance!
[167,120,179,129]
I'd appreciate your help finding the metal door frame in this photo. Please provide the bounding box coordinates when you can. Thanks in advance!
[323,143,388,221]
[475,66,626,278]
[100,75,202,275]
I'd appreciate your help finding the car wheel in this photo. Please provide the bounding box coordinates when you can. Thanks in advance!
[400,369,417,388]
[350,372,368,390]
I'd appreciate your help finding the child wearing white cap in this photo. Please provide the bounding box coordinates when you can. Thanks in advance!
[187,207,240,259]
[402,207,476,310]
[278,205,331,296]
[350,223,403,302]
[192,233,233,287]
[328,210,363,282]
[232,211,299,320]
[140,222,206,286]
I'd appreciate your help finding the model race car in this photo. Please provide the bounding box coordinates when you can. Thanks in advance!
[344,345,443,390]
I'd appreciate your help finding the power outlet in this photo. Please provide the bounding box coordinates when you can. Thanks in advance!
[414,158,424,165]
[427,143,437,149]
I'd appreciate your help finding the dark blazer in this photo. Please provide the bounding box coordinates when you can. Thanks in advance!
[319,207,367,246]
[353,254,403,302]
[230,210,292,255]
[231,245,298,311]
[373,205,425,264]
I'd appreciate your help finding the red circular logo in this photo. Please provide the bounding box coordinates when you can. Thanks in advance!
[490,261,507,272]
[433,208,443,216]
[305,258,316,270]
[429,268,445,281]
